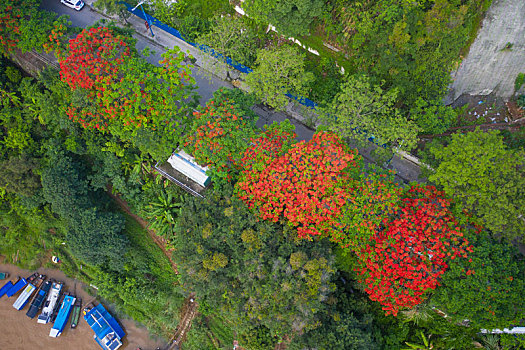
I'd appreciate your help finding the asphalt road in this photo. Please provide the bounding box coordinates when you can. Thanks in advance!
[39,0,315,141]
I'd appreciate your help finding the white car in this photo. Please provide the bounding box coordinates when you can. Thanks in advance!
[60,0,85,11]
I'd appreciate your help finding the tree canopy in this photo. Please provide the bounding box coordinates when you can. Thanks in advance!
[173,185,336,338]
[431,229,525,330]
[319,74,419,152]
[429,128,525,243]
[243,0,325,37]
[245,45,314,110]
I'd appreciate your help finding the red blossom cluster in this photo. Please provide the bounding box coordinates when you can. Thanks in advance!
[237,132,358,238]
[58,27,131,131]
[0,2,22,54]
[59,26,130,91]
[355,185,473,316]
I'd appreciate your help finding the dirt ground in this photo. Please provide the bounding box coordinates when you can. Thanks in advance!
[0,264,165,350]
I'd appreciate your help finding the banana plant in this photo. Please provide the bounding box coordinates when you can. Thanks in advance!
[403,331,433,350]
[144,190,184,238]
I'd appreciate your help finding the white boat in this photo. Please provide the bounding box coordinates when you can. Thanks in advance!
[37,282,63,324]
[12,283,37,311]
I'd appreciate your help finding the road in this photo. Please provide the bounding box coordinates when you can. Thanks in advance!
[39,1,424,181]
[39,0,315,141]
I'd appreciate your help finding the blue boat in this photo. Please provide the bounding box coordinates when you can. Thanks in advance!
[27,280,52,319]
[0,279,15,298]
[84,304,126,350]
[49,294,76,337]
[5,278,28,297]
[5,273,37,298]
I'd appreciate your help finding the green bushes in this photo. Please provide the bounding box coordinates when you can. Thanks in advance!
[514,72,525,92]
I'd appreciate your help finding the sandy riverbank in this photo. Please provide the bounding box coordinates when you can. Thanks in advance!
[0,264,165,350]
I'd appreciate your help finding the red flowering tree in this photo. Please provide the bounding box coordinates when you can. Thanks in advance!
[59,26,131,131]
[59,26,130,91]
[58,27,197,158]
[0,0,32,55]
[182,92,258,183]
[237,131,360,239]
[355,185,473,316]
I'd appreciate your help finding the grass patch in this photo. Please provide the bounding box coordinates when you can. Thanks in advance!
[514,73,525,92]
[121,210,174,274]
[181,0,232,19]
[207,315,235,348]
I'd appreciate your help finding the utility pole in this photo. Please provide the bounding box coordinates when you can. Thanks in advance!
[131,1,154,37]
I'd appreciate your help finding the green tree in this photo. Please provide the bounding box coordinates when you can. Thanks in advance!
[410,98,457,135]
[243,0,325,37]
[290,293,379,350]
[319,74,419,152]
[0,155,41,197]
[173,185,336,338]
[429,128,525,243]
[431,229,525,330]
[41,153,91,219]
[245,45,314,110]
[143,189,184,238]
[197,15,259,68]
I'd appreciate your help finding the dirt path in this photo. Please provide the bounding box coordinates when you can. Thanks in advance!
[0,264,165,350]
[167,293,198,349]
[106,186,179,274]
[107,187,201,348]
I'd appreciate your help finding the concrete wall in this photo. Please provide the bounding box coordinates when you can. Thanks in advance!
[9,49,59,76]
[448,0,525,102]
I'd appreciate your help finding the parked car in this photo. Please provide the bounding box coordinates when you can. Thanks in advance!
[60,0,84,11]
[0,272,9,280]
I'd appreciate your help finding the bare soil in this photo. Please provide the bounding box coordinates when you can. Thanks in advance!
[0,264,165,350]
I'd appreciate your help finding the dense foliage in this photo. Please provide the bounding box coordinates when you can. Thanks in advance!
[243,0,325,37]
[429,128,525,243]
[431,229,525,330]
[173,186,337,338]
[2,1,524,349]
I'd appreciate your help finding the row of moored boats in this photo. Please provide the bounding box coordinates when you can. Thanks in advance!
[0,273,82,338]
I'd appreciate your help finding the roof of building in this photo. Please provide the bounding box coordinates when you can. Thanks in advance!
[84,304,125,350]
